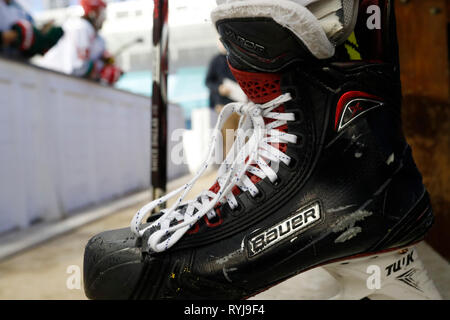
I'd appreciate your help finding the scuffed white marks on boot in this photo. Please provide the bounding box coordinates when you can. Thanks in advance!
[335,226,362,243]
[223,267,238,283]
[327,204,355,213]
[331,209,372,243]
[215,249,242,265]
[386,153,395,165]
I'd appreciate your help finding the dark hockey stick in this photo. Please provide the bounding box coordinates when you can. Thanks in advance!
[151,0,169,212]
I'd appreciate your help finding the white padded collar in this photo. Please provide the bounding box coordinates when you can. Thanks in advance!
[211,0,335,59]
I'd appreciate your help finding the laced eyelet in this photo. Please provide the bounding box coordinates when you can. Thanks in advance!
[229,201,245,217]
[186,222,199,235]
[295,110,304,124]
[204,211,223,228]
[272,177,282,186]
[287,157,297,169]
[284,87,298,101]
[252,191,261,199]
[251,187,265,203]
[296,133,305,148]
[233,202,242,211]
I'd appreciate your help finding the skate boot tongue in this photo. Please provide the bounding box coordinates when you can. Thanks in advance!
[208,64,289,196]
[209,64,290,187]
[228,64,282,104]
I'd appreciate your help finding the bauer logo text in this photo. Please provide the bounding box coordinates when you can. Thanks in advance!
[248,202,321,257]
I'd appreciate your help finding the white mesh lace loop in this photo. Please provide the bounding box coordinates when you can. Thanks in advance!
[130,93,296,252]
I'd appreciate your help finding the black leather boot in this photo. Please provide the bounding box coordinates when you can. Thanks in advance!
[83,0,439,300]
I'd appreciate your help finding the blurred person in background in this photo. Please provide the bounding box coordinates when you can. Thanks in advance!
[36,0,123,86]
[0,0,63,59]
[206,40,247,160]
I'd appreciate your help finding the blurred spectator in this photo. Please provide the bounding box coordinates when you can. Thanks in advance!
[0,0,63,59]
[205,40,246,160]
[36,0,123,85]
[206,41,235,112]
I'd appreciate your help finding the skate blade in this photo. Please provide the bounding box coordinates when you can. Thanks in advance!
[322,245,442,300]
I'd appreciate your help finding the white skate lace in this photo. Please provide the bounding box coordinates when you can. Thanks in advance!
[131,93,296,252]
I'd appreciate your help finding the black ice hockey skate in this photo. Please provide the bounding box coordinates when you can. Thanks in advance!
[83,1,441,300]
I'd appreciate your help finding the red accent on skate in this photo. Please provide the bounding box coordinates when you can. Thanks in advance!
[335,91,383,131]
[229,64,281,104]
[229,65,287,186]
[209,181,220,194]
[204,211,223,228]
[186,222,199,235]
[415,206,431,222]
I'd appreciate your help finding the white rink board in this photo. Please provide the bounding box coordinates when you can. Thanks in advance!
[0,57,187,234]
